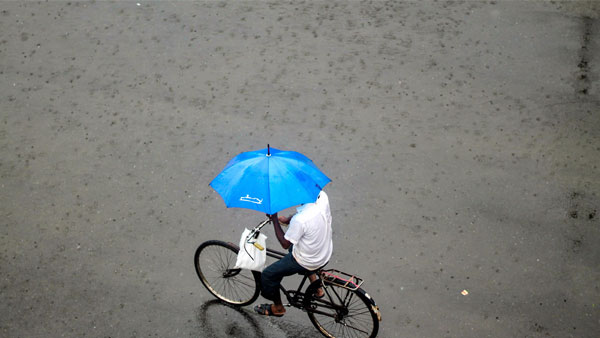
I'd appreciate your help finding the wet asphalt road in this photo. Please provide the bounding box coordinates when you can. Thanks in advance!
[1,1,599,337]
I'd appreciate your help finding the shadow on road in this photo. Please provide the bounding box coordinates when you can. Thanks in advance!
[194,300,316,338]
[195,300,265,338]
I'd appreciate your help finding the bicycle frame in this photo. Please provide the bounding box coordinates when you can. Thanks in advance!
[263,247,313,307]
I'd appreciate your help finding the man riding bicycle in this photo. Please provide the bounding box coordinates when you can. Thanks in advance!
[254,190,332,317]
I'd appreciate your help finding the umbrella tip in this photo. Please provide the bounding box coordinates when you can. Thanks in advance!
[267,144,270,156]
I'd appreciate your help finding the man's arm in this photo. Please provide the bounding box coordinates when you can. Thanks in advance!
[270,213,291,249]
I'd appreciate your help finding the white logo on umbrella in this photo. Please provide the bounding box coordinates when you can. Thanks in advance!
[240,195,262,204]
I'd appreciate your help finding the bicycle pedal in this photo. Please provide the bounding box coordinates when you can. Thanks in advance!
[282,303,292,307]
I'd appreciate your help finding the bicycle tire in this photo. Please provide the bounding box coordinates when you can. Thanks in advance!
[304,279,380,338]
[194,240,261,306]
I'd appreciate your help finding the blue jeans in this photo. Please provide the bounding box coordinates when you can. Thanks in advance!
[260,248,309,304]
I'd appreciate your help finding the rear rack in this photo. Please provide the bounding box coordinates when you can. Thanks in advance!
[320,269,363,291]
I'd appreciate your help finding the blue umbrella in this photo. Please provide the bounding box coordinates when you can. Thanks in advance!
[210,145,331,215]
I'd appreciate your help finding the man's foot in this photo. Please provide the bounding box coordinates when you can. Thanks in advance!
[254,303,285,317]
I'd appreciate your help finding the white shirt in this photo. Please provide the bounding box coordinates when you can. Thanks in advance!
[284,191,332,270]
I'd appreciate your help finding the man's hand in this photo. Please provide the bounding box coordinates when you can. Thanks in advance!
[270,213,291,249]
[278,214,293,225]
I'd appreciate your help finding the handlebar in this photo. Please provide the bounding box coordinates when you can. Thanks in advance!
[245,217,271,251]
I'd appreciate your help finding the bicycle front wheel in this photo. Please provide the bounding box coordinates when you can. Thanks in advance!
[305,280,380,338]
[194,240,260,306]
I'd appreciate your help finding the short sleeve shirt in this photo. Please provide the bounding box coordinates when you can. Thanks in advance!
[284,191,333,270]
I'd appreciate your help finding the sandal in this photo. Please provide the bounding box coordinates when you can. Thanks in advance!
[254,303,284,317]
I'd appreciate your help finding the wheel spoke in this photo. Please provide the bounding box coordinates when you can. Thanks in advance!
[307,282,378,338]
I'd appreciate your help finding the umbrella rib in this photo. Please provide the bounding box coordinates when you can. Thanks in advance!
[278,158,318,203]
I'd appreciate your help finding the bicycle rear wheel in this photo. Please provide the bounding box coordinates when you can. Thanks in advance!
[194,240,261,306]
[304,280,380,338]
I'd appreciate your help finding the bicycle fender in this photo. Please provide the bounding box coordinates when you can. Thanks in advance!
[361,289,382,322]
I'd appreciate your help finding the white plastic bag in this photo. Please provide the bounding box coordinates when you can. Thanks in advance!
[234,228,267,272]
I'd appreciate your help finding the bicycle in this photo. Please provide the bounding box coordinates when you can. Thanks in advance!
[194,218,382,338]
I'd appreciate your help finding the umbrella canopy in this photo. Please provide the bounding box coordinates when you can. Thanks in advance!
[210,146,331,215]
